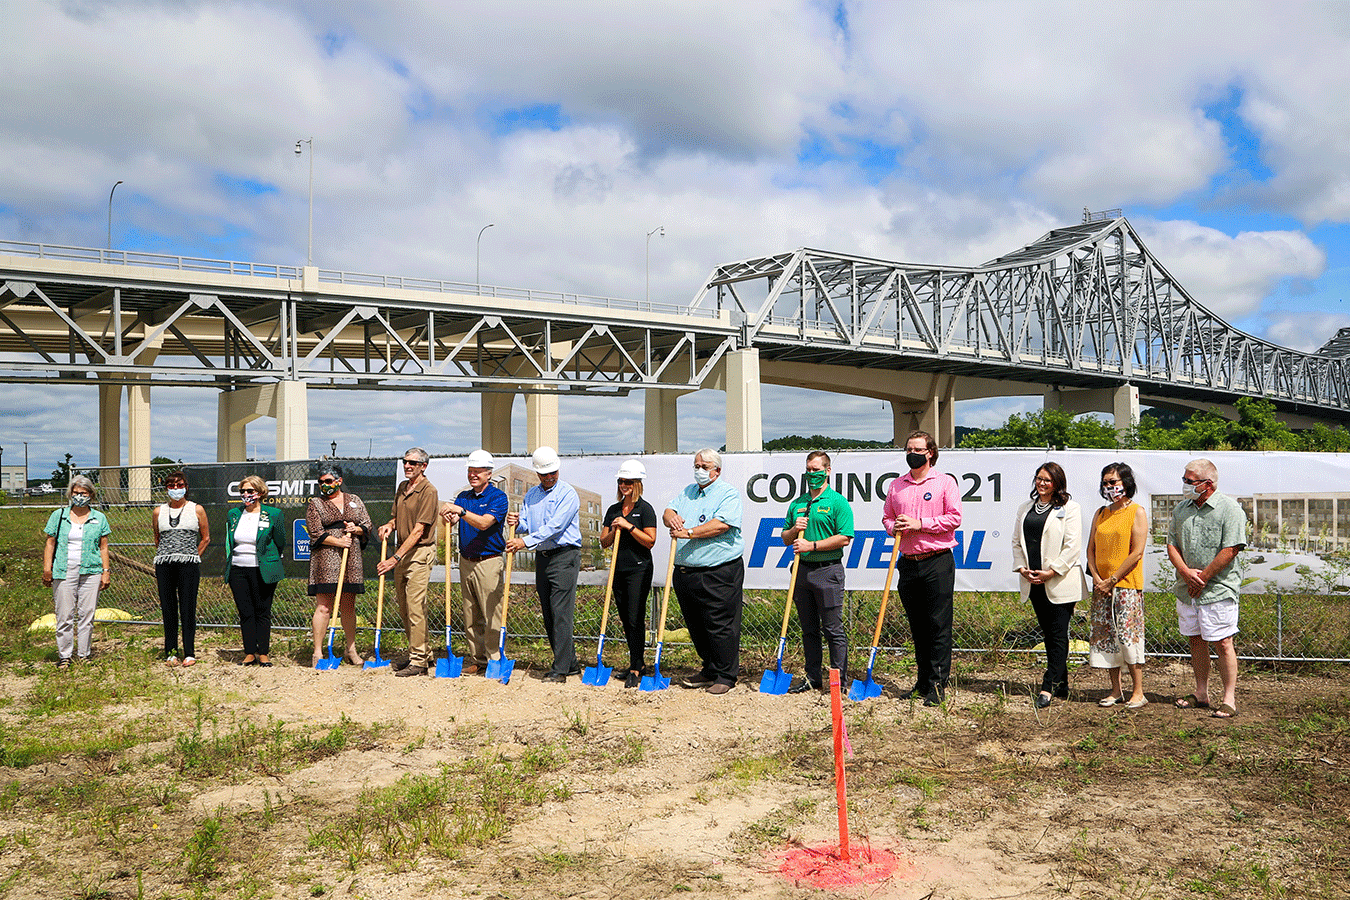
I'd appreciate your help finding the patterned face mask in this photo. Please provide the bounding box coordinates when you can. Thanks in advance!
[319,481,339,496]
[69,494,91,508]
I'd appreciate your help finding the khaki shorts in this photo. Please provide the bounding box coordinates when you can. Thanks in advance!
[1176,597,1239,642]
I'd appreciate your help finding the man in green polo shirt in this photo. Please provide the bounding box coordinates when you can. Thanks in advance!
[780,451,855,693]
[1167,458,1247,719]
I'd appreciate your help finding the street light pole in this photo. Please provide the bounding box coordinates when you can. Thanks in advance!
[295,138,313,266]
[646,225,665,304]
[477,223,495,293]
[107,180,123,251]
[21,442,26,509]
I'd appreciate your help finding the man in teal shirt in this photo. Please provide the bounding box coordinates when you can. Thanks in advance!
[781,451,854,692]
[1167,458,1247,719]
[663,448,744,695]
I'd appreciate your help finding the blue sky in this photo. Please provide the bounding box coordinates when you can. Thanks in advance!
[3,1,1350,478]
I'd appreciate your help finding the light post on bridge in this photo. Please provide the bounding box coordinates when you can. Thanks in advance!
[107,181,123,251]
[295,138,313,266]
[646,225,664,304]
[477,223,495,293]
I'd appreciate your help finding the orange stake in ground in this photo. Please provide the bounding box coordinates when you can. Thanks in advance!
[830,667,850,861]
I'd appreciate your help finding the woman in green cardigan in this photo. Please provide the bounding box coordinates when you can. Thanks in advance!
[224,474,286,666]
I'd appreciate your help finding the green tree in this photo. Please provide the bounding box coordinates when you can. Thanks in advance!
[50,453,74,488]
[1227,397,1294,451]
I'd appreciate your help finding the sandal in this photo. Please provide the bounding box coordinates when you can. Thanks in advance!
[1175,694,1210,710]
[56,658,71,671]
[166,656,181,667]
[181,657,196,668]
[1211,703,1238,719]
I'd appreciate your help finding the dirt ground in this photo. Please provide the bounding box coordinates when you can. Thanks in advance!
[2,635,1348,900]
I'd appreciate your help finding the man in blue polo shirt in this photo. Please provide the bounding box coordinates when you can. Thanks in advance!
[662,448,744,695]
[441,449,508,675]
[506,447,582,683]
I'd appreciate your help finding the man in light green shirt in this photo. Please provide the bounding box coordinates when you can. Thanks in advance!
[1167,458,1247,719]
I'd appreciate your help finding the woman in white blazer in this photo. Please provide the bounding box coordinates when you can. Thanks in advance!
[1011,462,1086,708]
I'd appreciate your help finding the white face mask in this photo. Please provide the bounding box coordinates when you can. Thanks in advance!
[1181,482,1202,501]
[693,467,713,487]
[167,487,187,501]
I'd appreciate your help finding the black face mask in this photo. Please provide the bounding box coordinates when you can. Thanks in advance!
[906,451,928,471]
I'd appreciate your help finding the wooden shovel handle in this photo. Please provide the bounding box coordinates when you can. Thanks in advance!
[777,553,801,643]
[869,537,903,648]
[598,528,620,636]
[501,523,515,622]
[375,536,387,631]
[653,536,677,644]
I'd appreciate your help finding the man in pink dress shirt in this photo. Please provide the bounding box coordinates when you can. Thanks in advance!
[882,430,963,706]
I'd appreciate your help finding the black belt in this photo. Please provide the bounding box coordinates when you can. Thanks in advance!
[799,558,842,568]
[902,548,952,562]
[538,545,580,556]
[461,553,500,562]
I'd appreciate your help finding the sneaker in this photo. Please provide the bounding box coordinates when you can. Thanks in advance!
[787,679,812,694]
[394,664,427,678]
[705,682,732,695]
[681,675,715,689]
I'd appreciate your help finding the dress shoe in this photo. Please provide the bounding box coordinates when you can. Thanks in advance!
[706,682,732,695]
[902,683,926,700]
[681,675,715,689]
[462,664,483,675]
[1035,692,1053,709]
[394,664,427,677]
[566,665,583,677]
[391,656,410,672]
[923,689,945,707]
[624,671,641,689]
[787,679,812,694]
[542,672,567,684]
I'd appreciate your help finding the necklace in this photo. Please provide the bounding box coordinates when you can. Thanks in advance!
[167,505,184,528]
[1033,500,1053,515]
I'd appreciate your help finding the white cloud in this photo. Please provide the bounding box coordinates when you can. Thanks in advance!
[1263,311,1350,354]
[1134,219,1326,319]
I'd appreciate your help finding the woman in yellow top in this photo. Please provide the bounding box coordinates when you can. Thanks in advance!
[1085,462,1149,708]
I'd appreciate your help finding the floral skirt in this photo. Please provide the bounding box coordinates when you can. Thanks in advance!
[1089,587,1145,668]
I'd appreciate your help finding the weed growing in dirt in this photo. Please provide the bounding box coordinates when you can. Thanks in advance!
[306,754,565,869]
[183,813,226,879]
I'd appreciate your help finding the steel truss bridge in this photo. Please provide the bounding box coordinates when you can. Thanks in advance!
[1,213,1346,433]
[692,215,1350,423]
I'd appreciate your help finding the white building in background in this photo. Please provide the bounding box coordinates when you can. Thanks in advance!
[0,465,25,494]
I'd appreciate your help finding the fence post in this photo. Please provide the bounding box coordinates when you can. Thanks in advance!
[1275,589,1283,661]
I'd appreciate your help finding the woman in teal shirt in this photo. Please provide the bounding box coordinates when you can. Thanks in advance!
[224,475,286,666]
[42,475,112,669]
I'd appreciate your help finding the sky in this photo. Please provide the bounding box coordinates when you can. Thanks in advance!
[4,0,1350,479]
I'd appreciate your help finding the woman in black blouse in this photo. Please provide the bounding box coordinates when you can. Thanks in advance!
[599,459,659,688]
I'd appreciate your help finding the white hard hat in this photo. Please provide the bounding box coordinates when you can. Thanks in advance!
[466,449,494,469]
[616,459,646,480]
[531,446,561,474]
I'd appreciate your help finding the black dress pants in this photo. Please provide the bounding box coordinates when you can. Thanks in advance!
[896,550,955,695]
[613,561,653,672]
[673,558,744,686]
[229,566,277,656]
[1030,585,1076,697]
[791,560,848,687]
[156,561,200,657]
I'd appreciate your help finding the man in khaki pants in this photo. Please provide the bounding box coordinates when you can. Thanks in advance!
[440,449,509,674]
[377,447,439,676]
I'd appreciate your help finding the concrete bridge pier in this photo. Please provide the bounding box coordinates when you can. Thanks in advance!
[479,391,560,456]
[643,387,691,454]
[216,380,310,463]
[1047,383,1140,431]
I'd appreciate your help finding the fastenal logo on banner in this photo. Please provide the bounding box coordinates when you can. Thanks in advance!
[747,518,992,570]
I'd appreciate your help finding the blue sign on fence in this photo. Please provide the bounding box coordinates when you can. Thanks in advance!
[294,520,310,561]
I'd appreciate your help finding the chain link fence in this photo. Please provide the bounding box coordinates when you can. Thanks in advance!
[50,459,1350,664]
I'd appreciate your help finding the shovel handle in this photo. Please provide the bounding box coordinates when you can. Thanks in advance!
[869,536,903,648]
[598,528,620,637]
[653,536,677,644]
[777,553,801,643]
[374,536,387,632]
[337,541,351,601]
[444,522,453,637]
[501,522,515,622]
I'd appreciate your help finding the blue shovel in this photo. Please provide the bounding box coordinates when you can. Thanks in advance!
[758,554,801,695]
[640,538,678,692]
[848,538,902,701]
[364,537,391,669]
[315,543,350,670]
[582,530,621,686]
[485,523,517,684]
[434,526,464,678]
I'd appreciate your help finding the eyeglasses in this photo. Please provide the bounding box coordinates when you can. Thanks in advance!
[1033,476,1054,484]
[401,459,424,467]
[318,479,338,485]
[240,491,259,498]
[617,479,637,486]
[1100,480,1122,486]
[1181,477,1210,486]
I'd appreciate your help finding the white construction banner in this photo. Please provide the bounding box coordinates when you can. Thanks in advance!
[426,449,1350,593]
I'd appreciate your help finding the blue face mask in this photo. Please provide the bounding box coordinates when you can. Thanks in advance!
[167,488,187,501]
[70,494,91,508]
